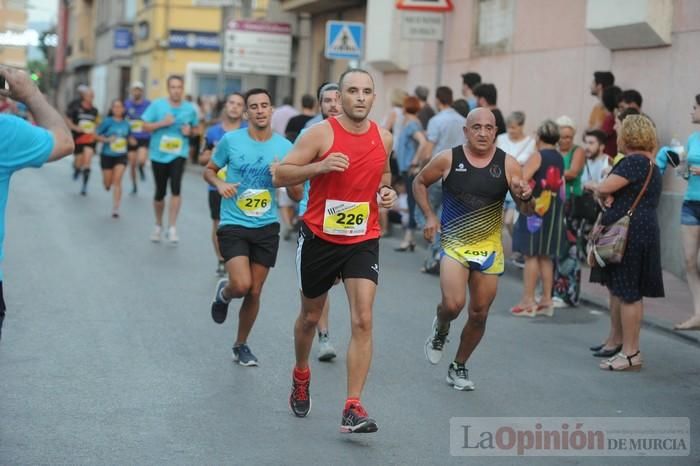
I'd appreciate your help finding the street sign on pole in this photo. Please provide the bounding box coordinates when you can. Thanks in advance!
[395,0,453,12]
[324,21,364,60]
[224,20,292,76]
[400,11,444,41]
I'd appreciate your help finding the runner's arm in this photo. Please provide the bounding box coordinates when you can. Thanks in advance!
[505,155,535,216]
[273,123,340,187]
[0,66,75,161]
[378,128,396,208]
[286,184,304,202]
[413,150,451,220]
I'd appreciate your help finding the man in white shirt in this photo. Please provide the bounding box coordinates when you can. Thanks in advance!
[581,129,611,188]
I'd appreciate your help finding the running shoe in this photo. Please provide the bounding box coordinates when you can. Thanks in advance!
[112,211,119,219]
[139,165,146,181]
[73,167,80,181]
[289,373,311,417]
[317,334,337,362]
[150,225,162,243]
[425,315,449,365]
[211,278,230,324]
[216,261,226,276]
[446,362,475,391]
[167,226,179,244]
[232,343,258,367]
[340,402,378,433]
[131,185,137,195]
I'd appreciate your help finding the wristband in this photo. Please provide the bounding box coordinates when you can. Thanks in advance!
[378,184,395,194]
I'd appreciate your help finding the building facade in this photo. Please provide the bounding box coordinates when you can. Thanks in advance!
[0,0,29,68]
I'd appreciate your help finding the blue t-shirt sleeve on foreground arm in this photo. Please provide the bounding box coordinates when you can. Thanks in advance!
[0,115,54,172]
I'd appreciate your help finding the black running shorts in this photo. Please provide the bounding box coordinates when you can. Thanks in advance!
[152,158,186,201]
[296,222,379,299]
[74,142,97,155]
[128,138,150,152]
[100,155,128,170]
[0,282,6,340]
[208,190,222,221]
[217,222,280,267]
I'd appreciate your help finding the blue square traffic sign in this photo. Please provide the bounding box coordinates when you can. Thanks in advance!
[325,21,364,60]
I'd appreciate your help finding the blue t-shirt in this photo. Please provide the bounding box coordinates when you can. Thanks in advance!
[97,117,131,157]
[124,99,151,140]
[656,132,700,201]
[141,98,199,163]
[205,121,248,192]
[212,128,292,228]
[0,115,54,280]
[397,119,421,172]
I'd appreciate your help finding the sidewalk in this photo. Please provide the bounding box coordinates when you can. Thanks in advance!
[501,239,700,345]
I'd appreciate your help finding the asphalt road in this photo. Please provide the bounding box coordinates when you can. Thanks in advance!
[1,158,698,465]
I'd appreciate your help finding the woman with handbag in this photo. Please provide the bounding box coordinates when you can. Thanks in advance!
[510,120,568,317]
[589,115,664,371]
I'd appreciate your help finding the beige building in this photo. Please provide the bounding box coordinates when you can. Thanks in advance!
[0,0,29,68]
[283,0,699,278]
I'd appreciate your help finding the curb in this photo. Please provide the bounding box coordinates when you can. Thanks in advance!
[502,262,700,347]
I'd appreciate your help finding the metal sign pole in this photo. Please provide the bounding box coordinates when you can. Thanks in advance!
[217,5,230,100]
[435,13,444,90]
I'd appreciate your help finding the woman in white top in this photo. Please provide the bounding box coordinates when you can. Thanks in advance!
[496,111,536,240]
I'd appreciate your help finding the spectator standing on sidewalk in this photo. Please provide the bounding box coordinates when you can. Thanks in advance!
[415,85,435,130]
[601,86,622,158]
[656,94,700,331]
[496,111,535,263]
[461,72,481,112]
[271,97,298,136]
[510,120,567,318]
[473,83,506,136]
[591,115,664,371]
[588,71,615,131]
[553,115,586,307]
[395,95,428,252]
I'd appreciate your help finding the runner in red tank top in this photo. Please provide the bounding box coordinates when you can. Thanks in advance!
[274,69,395,433]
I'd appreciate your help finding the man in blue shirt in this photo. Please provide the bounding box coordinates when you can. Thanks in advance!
[142,75,199,244]
[198,92,247,276]
[125,81,151,194]
[0,65,75,340]
[204,88,292,366]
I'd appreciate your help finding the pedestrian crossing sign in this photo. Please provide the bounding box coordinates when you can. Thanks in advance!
[325,21,364,60]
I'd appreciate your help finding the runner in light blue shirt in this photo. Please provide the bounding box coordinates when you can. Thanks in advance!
[204,88,293,367]
[141,75,200,244]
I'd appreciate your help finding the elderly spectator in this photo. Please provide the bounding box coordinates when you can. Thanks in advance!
[0,66,75,339]
[395,95,428,252]
[510,120,567,317]
[496,111,535,248]
[591,115,664,371]
[552,115,586,306]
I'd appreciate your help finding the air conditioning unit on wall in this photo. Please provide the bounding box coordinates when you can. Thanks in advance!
[586,0,673,50]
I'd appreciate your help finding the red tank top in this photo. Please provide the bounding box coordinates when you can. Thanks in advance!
[303,117,387,244]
